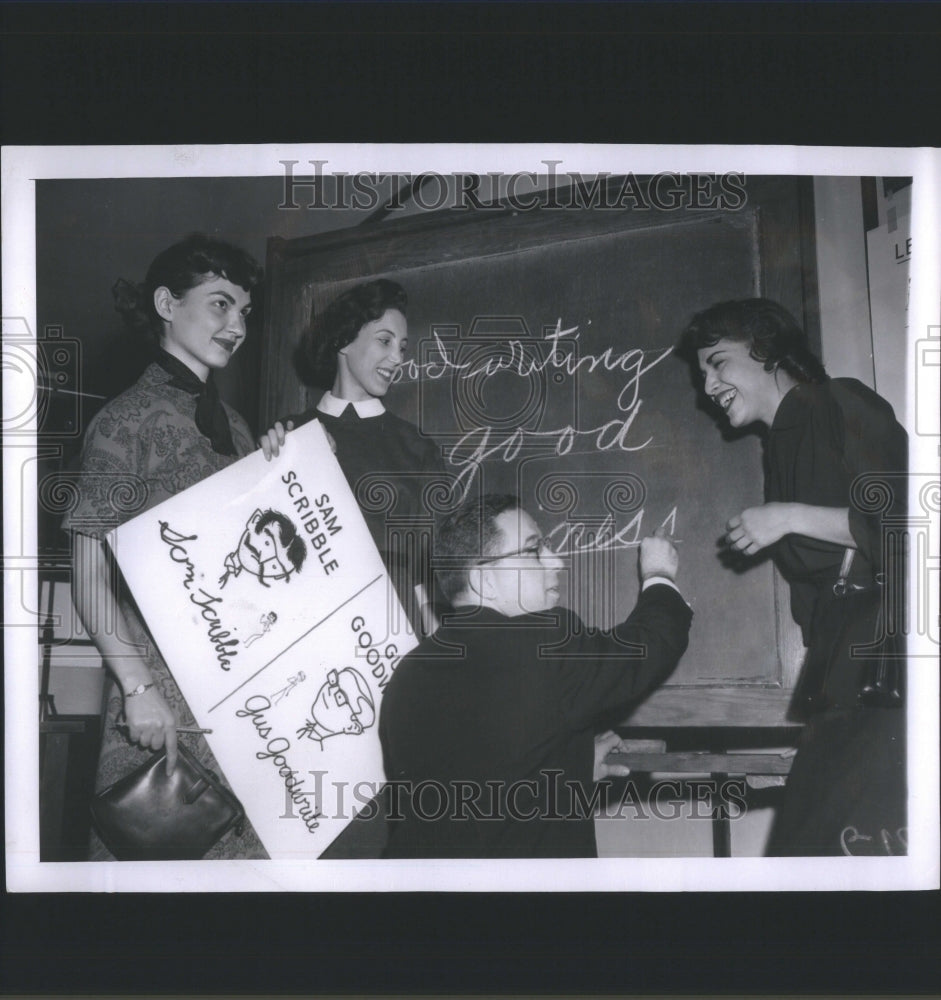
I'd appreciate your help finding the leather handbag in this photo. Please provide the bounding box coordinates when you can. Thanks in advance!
[790,548,903,719]
[833,546,903,709]
[90,741,245,860]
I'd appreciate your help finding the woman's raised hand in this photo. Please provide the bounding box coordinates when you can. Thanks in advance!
[258,420,294,460]
[258,420,336,459]
[123,685,179,775]
[724,502,792,555]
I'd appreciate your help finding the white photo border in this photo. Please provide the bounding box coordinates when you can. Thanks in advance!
[3,142,939,891]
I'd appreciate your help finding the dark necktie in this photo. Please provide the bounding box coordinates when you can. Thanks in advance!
[153,348,237,456]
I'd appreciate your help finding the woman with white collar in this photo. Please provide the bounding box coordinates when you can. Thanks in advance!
[261,279,444,633]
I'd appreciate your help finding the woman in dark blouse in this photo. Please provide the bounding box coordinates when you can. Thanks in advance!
[64,234,268,859]
[678,298,907,856]
[261,279,445,634]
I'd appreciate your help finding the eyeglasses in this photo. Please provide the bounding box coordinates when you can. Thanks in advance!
[474,536,555,566]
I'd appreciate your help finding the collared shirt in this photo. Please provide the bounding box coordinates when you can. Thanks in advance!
[316,390,385,419]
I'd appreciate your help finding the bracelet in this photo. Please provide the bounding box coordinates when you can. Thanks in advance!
[124,682,155,699]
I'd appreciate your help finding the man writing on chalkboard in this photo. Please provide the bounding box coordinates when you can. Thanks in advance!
[379,493,692,858]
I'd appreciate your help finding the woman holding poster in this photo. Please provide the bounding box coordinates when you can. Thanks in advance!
[63,234,268,860]
[261,278,446,634]
[677,298,907,856]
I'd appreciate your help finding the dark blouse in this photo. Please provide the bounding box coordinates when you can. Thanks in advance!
[291,403,446,594]
[766,377,908,642]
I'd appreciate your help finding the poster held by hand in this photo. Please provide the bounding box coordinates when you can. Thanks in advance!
[108,419,417,858]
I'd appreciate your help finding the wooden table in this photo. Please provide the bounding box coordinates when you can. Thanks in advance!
[605,737,796,857]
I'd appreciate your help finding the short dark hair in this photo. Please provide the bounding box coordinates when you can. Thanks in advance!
[113,233,264,344]
[676,298,827,385]
[295,278,408,389]
[435,493,521,602]
[256,509,307,574]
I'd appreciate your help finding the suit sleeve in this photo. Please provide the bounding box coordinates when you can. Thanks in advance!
[555,584,692,729]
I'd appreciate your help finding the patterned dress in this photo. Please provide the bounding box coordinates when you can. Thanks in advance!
[62,363,268,860]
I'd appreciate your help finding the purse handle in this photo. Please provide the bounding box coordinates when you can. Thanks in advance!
[833,547,856,596]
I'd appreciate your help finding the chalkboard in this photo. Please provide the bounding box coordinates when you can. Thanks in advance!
[261,176,817,726]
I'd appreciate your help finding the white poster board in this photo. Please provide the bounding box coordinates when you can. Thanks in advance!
[107,419,416,858]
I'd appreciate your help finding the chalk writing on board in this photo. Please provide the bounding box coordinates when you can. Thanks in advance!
[547,505,679,557]
[446,403,653,503]
[400,318,677,503]
[400,319,674,414]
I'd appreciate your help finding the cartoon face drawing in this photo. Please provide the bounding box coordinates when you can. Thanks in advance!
[296,667,376,747]
[220,509,306,588]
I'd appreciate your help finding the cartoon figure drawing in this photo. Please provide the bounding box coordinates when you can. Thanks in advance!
[244,611,278,648]
[271,669,306,705]
[219,508,306,588]
[296,667,376,748]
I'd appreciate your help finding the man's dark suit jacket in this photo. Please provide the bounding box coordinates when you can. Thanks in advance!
[379,584,692,858]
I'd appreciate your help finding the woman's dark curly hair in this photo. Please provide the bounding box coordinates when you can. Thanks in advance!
[294,278,408,390]
[676,298,827,385]
[112,233,263,345]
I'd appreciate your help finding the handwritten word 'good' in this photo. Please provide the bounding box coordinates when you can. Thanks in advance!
[447,402,649,502]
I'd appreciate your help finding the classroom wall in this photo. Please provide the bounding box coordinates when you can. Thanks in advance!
[39,173,889,440]
[36,174,370,440]
[813,176,875,387]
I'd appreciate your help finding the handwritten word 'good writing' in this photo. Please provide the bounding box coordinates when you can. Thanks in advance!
[399,320,674,414]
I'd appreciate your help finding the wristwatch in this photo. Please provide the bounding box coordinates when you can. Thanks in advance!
[124,682,155,698]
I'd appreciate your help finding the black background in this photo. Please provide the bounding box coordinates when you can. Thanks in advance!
[2,2,939,996]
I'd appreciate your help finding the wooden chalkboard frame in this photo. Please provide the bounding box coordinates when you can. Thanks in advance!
[261,175,818,728]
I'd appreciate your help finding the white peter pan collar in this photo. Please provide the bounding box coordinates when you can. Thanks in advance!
[317,391,385,418]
